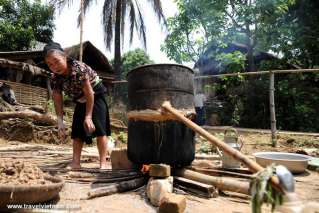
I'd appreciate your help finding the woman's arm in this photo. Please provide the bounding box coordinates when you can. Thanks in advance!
[52,90,63,118]
[82,78,95,133]
[52,90,65,140]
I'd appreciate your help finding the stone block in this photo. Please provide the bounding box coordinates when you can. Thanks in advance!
[146,176,173,207]
[149,164,171,177]
[159,193,186,213]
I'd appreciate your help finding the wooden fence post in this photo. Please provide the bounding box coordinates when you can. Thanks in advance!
[269,71,277,146]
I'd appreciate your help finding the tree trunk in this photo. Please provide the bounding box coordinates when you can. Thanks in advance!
[0,110,57,125]
[114,0,122,81]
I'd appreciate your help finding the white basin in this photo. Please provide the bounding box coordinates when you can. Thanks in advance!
[253,152,312,174]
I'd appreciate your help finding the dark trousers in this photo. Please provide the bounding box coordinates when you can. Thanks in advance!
[195,107,205,126]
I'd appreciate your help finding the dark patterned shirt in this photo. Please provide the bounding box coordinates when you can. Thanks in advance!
[50,59,99,100]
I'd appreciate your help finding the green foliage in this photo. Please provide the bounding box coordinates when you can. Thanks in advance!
[111,131,127,144]
[121,48,154,79]
[0,0,55,51]
[110,49,154,104]
[162,0,295,68]
[250,164,283,213]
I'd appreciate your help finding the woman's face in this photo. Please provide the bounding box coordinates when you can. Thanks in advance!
[45,52,68,75]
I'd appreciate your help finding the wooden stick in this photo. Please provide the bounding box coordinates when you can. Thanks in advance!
[174,169,250,195]
[87,177,147,199]
[66,175,143,184]
[269,72,277,146]
[190,167,252,179]
[161,101,283,193]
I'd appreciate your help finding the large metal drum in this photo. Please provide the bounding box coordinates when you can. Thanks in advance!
[127,64,195,167]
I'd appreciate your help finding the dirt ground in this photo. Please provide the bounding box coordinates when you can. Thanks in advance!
[0,129,319,213]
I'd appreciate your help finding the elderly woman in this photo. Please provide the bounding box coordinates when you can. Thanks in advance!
[43,42,111,169]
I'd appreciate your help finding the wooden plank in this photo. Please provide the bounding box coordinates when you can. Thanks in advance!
[174,176,218,198]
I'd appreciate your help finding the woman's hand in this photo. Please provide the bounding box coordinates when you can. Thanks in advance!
[57,116,66,142]
[83,116,95,135]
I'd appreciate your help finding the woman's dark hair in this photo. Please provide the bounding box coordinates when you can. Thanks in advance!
[43,42,64,57]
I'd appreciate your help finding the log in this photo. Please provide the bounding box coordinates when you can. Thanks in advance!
[0,110,56,125]
[174,176,218,198]
[87,177,147,199]
[161,101,283,194]
[0,58,51,76]
[174,169,249,195]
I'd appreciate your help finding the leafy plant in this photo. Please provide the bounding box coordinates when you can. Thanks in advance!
[250,164,283,213]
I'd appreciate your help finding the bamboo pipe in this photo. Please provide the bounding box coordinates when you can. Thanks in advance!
[174,169,250,195]
[161,101,283,193]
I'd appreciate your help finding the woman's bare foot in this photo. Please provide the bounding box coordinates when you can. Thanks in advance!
[66,162,81,170]
[100,162,108,170]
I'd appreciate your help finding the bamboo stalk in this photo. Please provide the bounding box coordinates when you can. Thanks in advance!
[194,68,319,79]
[161,101,283,194]
[269,72,277,146]
[174,169,250,195]
[79,0,84,62]
[190,167,252,179]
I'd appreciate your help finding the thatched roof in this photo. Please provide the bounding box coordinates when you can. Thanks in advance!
[64,41,113,79]
[0,41,114,81]
[194,42,297,75]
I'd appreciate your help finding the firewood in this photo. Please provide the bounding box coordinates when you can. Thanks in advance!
[174,169,250,195]
[87,176,147,199]
[0,110,56,125]
[174,176,218,198]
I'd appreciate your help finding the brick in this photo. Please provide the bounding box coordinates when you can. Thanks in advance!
[159,193,186,213]
[111,148,135,170]
[146,177,173,207]
[149,164,171,177]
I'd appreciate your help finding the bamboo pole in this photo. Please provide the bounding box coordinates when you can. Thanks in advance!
[269,72,277,146]
[79,0,84,62]
[161,101,283,194]
[174,169,250,195]
[194,68,319,79]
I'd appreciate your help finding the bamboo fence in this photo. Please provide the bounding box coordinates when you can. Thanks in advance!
[1,80,48,106]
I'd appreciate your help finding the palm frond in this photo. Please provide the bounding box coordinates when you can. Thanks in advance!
[102,0,117,49]
[76,0,97,27]
[49,0,74,13]
[127,0,136,44]
[121,0,128,47]
[147,0,166,26]
[134,0,146,49]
